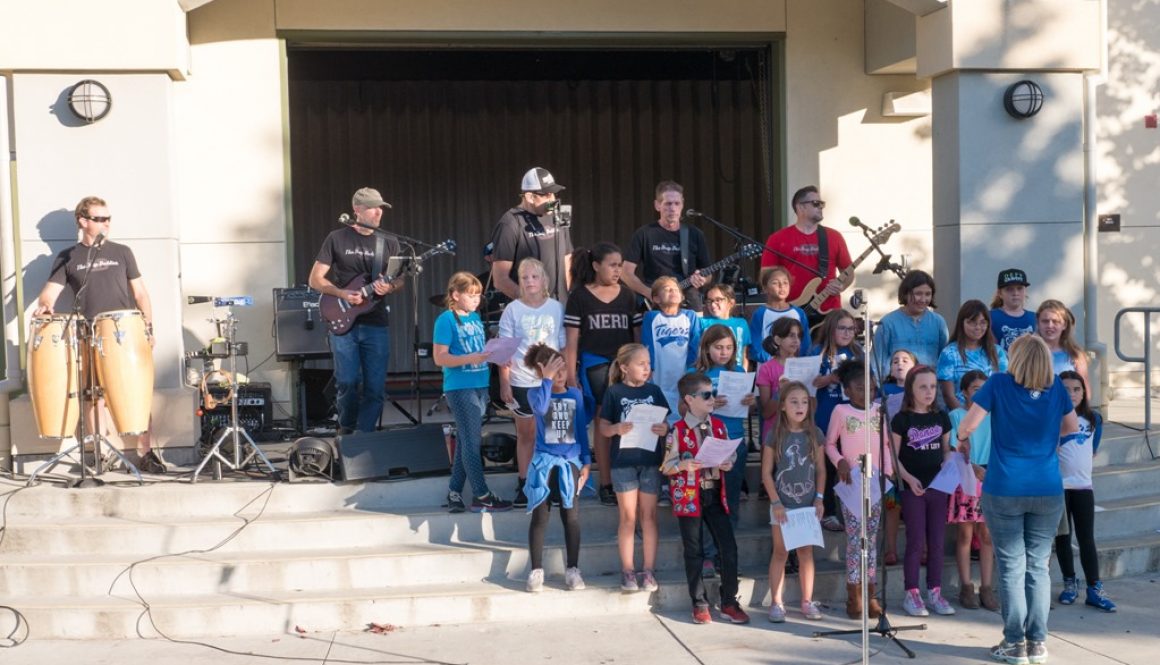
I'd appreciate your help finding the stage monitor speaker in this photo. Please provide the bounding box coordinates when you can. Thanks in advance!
[299,368,336,422]
[274,286,330,361]
[337,423,450,481]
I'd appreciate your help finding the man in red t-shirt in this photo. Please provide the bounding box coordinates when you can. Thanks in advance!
[760,185,852,315]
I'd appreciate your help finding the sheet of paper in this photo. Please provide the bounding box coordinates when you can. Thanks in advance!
[927,458,963,495]
[954,452,978,497]
[693,436,742,468]
[779,506,825,550]
[617,403,669,451]
[715,371,755,419]
[483,336,521,365]
[834,468,891,522]
[782,355,823,396]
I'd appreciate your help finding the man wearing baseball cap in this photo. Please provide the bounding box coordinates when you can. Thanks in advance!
[309,187,403,433]
[991,267,1036,351]
[488,167,573,304]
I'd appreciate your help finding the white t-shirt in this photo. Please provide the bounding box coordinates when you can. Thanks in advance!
[1058,414,1095,490]
[497,298,566,388]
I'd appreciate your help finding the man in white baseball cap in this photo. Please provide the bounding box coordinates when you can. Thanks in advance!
[488,167,573,304]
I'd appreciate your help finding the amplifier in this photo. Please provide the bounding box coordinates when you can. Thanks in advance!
[274,286,330,361]
[199,382,273,443]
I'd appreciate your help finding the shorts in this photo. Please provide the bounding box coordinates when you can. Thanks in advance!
[611,465,662,495]
[509,385,534,419]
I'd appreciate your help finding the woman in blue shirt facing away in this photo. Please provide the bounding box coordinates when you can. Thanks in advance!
[956,335,1078,665]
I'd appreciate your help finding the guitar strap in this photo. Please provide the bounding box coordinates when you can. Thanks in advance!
[679,224,692,279]
[372,233,385,286]
[815,225,831,278]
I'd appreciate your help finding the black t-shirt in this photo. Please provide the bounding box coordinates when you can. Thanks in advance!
[563,285,642,359]
[891,409,953,489]
[489,207,574,304]
[315,226,401,327]
[624,222,712,309]
[47,241,142,319]
[601,381,670,468]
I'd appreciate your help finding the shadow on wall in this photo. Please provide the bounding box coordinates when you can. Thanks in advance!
[48,85,92,129]
[21,210,80,314]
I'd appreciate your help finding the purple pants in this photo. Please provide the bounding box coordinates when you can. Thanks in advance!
[901,486,950,591]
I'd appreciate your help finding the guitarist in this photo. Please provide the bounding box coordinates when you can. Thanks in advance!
[308,187,403,434]
[622,181,712,311]
[760,186,853,326]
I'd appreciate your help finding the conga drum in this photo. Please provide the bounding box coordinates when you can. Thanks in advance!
[27,315,83,438]
[92,310,153,435]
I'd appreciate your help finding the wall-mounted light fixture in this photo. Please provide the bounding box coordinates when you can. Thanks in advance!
[1003,80,1044,119]
[67,79,112,123]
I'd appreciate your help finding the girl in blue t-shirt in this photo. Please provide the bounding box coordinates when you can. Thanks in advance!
[948,370,997,611]
[701,284,750,371]
[434,272,509,514]
[749,266,811,364]
[1036,299,1090,396]
[990,268,1036,350]
[937,300,1008,411]
[523,344,591,593]
[881,348,916,564]
[641,276,700,425]
[694,325,756,521]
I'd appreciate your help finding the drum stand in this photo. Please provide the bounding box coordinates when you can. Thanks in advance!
[27,314,143,487]
[190,307,278,482]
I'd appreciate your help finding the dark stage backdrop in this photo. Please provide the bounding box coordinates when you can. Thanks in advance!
[287,48,777,374]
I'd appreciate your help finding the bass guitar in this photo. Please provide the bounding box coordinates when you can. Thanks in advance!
[320,239,456,335]
[791,222,900,316]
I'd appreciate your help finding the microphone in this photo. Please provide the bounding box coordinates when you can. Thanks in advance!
[93,231,107,247]
[849,289,865,311]
[849,216,867,229]
[684,209,704,218]
[338,213,352,225]
[187,296,213,304]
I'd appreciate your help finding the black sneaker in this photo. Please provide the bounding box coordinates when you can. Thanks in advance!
[471,492,513,513]
[599,484,618,507]
[138,450,167,475]
[447,491,466,514]
[513,481,528,509]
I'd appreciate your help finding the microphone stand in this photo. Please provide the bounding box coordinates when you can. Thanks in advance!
[850,218,907,281]
[343,217,436,250]
[686,210,825,281]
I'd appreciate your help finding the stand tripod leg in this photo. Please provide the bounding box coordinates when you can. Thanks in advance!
[99,439,144,484]
[191,425,239,482]
[235,427,277,474]
[26,441,84,486]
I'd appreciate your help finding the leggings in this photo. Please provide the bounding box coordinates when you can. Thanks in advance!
[901,487,950,591]
[841,501,882,584]
[529,468,581,569]
[1054,488,1100,584]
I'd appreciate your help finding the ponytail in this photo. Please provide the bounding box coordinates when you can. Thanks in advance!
[570,242,621,287]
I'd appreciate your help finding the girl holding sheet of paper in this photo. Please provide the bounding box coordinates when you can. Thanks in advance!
[824,360,891,620]
[756,317,804,441]
[694,325,756,521]
[761,381,826,623]
[948,370,998,611]
[890,365,955,618]
[809,309,864,533]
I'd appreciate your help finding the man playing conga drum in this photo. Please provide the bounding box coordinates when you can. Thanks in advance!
[33,195,165,474]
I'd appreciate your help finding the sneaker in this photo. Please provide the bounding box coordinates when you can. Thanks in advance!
[801,600,824,620]
[720,602,751,624]
[980,584,1000,611]
[990,640,1030,665]
[599,484,618,506]
[1027,640,1048,665]
[692,605,712,624]
[471,491,513,513]
[513,482,528,509]
[447,491,466,514]
[565,566,586,591]
[1085,581,1117,612]
[1058,577,1078,605]
[903,588,929,617]
[526,568,544,593]
[640,569,659,592]
[137,450,167,474]
[925,587,956,615]
[821,515,844,532]
[701,559,717,579]
[620,569,640,592]
[767,603,787,623]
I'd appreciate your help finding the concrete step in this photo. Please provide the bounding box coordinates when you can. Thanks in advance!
[1092,426,1156,466]
[1092,493,1160,541]
[1091,459,1160,500]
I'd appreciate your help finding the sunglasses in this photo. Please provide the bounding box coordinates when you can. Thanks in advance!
[86,216,112,223]
[798,200,825,210]
[690,390,715,401]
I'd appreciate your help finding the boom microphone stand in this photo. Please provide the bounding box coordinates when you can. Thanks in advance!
[814,290,925,661]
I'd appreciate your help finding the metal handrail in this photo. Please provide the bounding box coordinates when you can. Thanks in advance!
[1113,307,1160,433]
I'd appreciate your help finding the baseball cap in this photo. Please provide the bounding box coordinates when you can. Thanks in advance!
[352,187,392,209]
[520,167,565,194]
[997,268,1030,288]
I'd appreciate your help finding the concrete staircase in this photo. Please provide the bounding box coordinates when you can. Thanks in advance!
[1,422,1156,639]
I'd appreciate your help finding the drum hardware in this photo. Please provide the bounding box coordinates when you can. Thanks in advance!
[188,297,278,482]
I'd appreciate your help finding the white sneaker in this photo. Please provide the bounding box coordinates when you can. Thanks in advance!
[565,566,586,591]
[903,588,929,617]
[526,568,544,593]
[925,587,956,615]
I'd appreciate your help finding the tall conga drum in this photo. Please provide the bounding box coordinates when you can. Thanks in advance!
[27,314,83,438]
[92,310,153,435]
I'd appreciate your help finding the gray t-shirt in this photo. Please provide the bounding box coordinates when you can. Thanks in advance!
[764,426,823,509]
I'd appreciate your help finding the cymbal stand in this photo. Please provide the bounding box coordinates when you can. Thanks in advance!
[190,306,277,482]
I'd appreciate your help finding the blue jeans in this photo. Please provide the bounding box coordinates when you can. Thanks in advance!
[330,324,389,433]
[446,388,490,499]
[981,493,1065,644]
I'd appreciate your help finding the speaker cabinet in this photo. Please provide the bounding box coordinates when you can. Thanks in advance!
[273,287,330,361]
[337,423,450,481]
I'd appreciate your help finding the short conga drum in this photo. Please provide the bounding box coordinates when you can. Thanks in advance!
[27,314,83,438]
[92,309,153,435]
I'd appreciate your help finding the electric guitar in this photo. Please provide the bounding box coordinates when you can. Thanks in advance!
[791,222,901,316]
[320,239,456,335]
[641,243,763,311]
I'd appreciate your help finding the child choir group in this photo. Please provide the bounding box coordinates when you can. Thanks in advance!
[430,243,1115,626]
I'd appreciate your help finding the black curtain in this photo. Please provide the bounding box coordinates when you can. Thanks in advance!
[288,48,775,373]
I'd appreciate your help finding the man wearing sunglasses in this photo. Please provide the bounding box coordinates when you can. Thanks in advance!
[34,195,164,474]
[760,185,853,319]
[488,167,573,304]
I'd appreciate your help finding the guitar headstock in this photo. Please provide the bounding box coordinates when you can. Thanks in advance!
[741,243,763,258]
[870,221,901,244]
[436,239,457,255]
